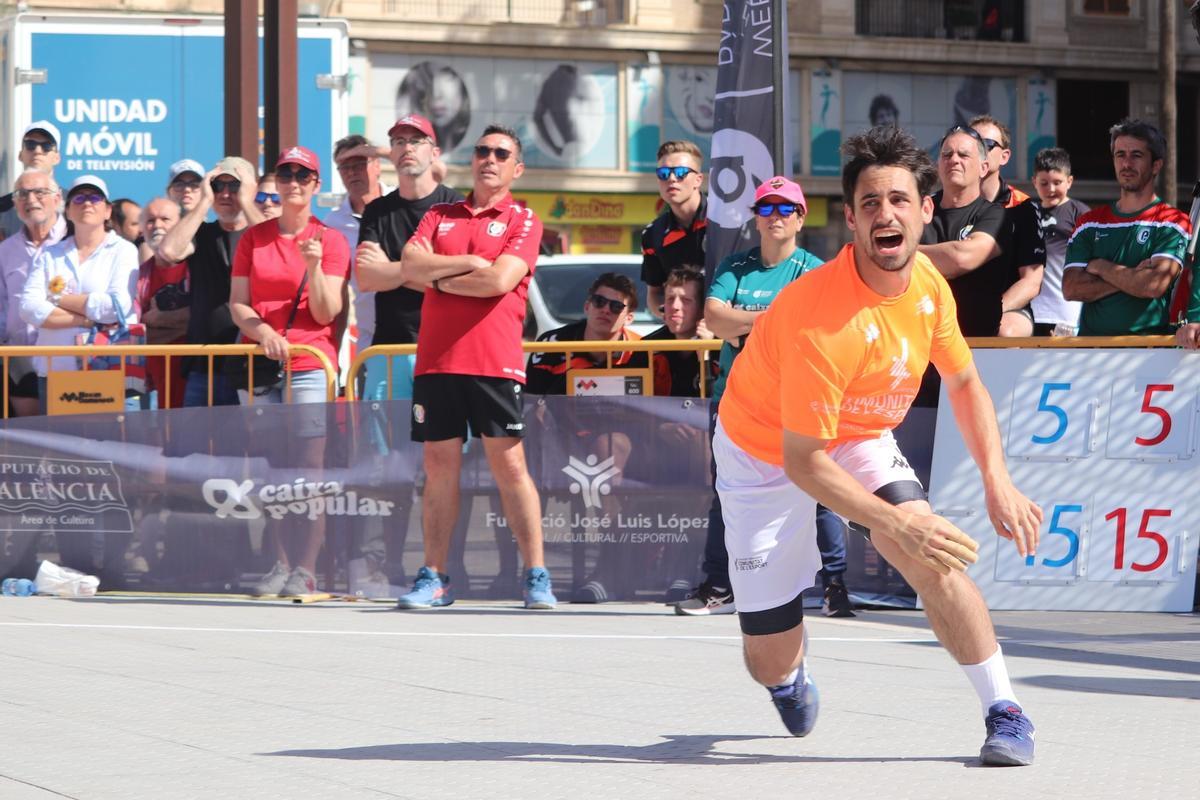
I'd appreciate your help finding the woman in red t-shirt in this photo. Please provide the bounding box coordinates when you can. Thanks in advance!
[230,145,350,597]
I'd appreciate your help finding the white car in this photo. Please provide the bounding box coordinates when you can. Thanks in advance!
[524,254,661,340]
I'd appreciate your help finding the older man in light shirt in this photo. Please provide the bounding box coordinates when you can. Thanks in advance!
[0,169,68,415]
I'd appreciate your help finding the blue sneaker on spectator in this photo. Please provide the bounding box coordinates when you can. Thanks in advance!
[395,566,453,609]
[980,701,1036,766]
[768,667,819,737]
[523,566,557,609]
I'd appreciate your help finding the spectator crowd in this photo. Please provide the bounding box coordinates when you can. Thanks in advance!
[1,112,1196,606]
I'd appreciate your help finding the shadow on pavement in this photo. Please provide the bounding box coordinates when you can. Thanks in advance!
[1018,675,1200,700]
[262,734,978,766]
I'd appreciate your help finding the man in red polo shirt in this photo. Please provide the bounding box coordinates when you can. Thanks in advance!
[398,123,556,610]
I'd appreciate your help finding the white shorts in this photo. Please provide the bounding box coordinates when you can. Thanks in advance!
[713,419,921,616]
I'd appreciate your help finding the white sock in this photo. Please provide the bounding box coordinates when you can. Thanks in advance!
[771,667,800,690]
[960,646,1019,715]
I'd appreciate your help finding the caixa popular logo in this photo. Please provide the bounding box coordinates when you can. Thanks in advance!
[561,455,621,509]
[202,477,395,521]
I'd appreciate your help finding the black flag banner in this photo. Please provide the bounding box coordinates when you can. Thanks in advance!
[704,0,790,278]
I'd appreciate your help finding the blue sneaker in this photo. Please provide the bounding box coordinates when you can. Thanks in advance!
[395,566,453,609]
[768,667,819,737]
[523,567,557,609]
[980,701,1036,766]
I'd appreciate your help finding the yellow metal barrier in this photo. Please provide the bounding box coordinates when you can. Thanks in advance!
[346,338,725,401]
[346,335,1187,402]
[0,343,338,418]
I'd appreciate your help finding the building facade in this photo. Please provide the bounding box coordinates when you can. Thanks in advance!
[24,0,1199,256]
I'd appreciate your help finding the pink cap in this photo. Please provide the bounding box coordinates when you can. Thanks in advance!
[388,114,437,146]
[276,145,321,174]
[754,176,807,213]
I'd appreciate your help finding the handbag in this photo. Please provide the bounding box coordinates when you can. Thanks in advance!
[75,292,148,395]
[224,271,309,392]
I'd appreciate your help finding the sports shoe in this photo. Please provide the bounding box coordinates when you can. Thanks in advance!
[822,581,857,618]
[980,702,1036,766]
[768,667,820,737]
[253,561,290,596]
[281,566,317,596]
[523,566,557,609]
[571,579,608,604]
[674,580,736,616]
[664,578,692,604]
[395,566,454,609]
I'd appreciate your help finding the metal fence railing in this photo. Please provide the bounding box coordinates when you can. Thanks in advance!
[0,344,337,417]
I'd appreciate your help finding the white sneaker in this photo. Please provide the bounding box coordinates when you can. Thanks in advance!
[281,566,317,597]
[253,562,290,596]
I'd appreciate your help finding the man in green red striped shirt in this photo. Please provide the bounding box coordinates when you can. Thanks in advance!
[1062,118,1191,335]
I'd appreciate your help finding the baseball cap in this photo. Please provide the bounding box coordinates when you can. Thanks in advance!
[212,156,255,180]
[388,114,437,146]
[23,120,61,146]
[67,174,110,200]
[276,145,321,174]
[753,176,807,213]
[168,158,205,184]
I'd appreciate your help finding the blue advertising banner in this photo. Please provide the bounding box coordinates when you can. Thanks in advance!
[0,397,920,605]
[29,29,335,203]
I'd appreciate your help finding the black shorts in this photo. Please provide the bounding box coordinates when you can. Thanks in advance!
[8,371,38,399]
[411,374,525,442]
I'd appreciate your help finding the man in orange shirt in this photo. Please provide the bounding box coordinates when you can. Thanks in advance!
[714,126,1043,766]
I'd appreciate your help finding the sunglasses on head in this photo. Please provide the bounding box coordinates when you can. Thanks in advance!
[656,165,697,181]
[473,145,513,162]
[589,294,628,314]
[942,125,984,146]
[23,138,56,153]
[276,166,316,184]
[171,177,202,190]
[753,202,799,218]
[69,192,105,206]
[255,191,281,205]
[211,178,241,194]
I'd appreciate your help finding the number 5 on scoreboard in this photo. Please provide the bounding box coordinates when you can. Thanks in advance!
[994,501,1085,583]
[1105,379,1194,461]
[1007,379,1097,460]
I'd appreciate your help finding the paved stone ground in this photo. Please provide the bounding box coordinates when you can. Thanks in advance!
[1,597,1196,799]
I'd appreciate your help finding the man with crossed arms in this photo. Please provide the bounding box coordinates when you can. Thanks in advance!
[712,126,1043,766]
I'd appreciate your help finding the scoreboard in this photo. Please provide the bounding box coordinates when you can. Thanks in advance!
[929,347,1198,611]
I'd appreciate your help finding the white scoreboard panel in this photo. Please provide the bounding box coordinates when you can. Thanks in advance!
[928,348,1198,611]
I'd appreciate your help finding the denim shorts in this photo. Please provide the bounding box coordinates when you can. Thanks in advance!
[238,369,330,438]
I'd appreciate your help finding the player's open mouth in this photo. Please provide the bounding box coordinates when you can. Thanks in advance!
[874,232,903,251]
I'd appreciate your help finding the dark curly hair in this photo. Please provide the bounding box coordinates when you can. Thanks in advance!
[841,125,937,202]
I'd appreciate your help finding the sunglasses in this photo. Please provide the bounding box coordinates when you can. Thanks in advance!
[753,202,799,218]
[982,137,1003,152]
[337,158,369,173]
[473,145,513,162]
[589,294,628,314]
[171,177,202,190]
[255,191,281,205]
[276,167,316,184]
[69,192,105,206]
[211,178,241,194]
[656,165,697,181]
[22,138,56,153]
[941,125,986,148]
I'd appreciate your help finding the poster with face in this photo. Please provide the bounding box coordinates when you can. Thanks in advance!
[842,72,1018,178]
[627,62,663,172]
[370,54,619,169]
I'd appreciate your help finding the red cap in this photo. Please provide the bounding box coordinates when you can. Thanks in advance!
[388,114,437,146]
[754,176,807,213]
[276,145,321,174]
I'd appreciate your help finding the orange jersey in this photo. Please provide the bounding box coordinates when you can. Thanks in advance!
[718,244,973,464]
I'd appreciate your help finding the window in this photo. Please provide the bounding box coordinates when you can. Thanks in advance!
[1083,0,1131,15]
[1056,79,1130,180]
